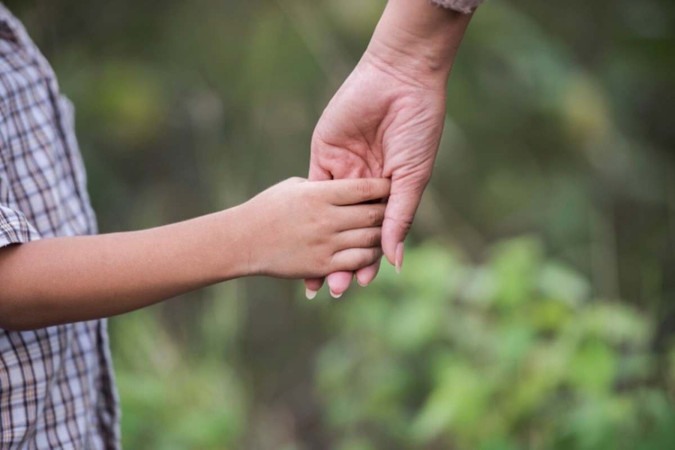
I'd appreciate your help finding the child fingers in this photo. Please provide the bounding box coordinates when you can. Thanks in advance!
[335,204,386,230]
[336,227,382,251]
[279,177,307,186]
[331,247,383,273]
[318,178,391,206]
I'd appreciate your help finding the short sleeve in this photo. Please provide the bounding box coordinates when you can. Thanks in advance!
[0,203,41,248]
[430,0,483,14]
[0,120,41,249]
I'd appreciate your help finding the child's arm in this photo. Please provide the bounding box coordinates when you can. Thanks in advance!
[0,178,389,331]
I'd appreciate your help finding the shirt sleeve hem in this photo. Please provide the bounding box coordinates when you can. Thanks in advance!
[0,216,41,249]
[430,0,483,14]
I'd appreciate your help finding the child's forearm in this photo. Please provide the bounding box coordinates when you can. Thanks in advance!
[0,177,391,330]
[0,207,249,331]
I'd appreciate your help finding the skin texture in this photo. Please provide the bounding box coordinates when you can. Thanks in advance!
[306,0,472,297]
[0,178,389,331]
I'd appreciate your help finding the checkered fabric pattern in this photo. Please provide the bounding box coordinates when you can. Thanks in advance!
[431,0,483,14]
[0,3,120,448]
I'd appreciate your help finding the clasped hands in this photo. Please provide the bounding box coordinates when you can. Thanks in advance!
[298,0,471,298]
[301,47,450,299]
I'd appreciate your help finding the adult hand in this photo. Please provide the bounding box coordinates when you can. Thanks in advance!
[305,0,472,298]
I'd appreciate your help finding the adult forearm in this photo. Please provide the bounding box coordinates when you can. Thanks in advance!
[0,208,248,330]
[366,0,472,87]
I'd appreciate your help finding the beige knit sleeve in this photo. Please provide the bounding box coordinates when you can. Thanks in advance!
[430,0,483,14]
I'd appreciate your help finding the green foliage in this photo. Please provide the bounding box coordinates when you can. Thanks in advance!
[5,0,673,447]
[316,239,674,450]
[111,295,248,450]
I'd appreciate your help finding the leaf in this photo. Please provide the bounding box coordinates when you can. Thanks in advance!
[490,237,544,309]
[569,340,617,394]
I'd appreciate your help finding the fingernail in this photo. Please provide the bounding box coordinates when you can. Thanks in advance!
[356,275,369,287]
[395,242,404,274]
[330,290,343,299]
[305,288,318,300]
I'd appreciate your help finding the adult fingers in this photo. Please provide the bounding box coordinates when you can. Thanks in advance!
[325,271,354,299]
[304,278,324,300]
[355,259,382,287]
[381,176,426,272]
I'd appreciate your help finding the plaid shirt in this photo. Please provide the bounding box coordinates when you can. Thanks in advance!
[431,0,482,14]
[0,4,120,448]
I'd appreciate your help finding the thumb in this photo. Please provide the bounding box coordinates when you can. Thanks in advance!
[381,175,426,272]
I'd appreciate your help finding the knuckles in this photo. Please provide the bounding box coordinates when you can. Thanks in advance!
[357,248,379,268]
[350,249,380,271]
[354,179,374,198]
[368,206,385,226]
[384,213,413,234]
[366,230,382,248]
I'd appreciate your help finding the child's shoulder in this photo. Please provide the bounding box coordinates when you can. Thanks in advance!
[0,6,54,124]
[0,4,42,73]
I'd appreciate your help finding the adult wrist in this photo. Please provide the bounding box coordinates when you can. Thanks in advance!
[365,0,472,88]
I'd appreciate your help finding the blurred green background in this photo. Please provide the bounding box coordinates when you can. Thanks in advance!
[6,0,675,448]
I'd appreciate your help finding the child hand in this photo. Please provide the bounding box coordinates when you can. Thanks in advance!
[240,177,390,279]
